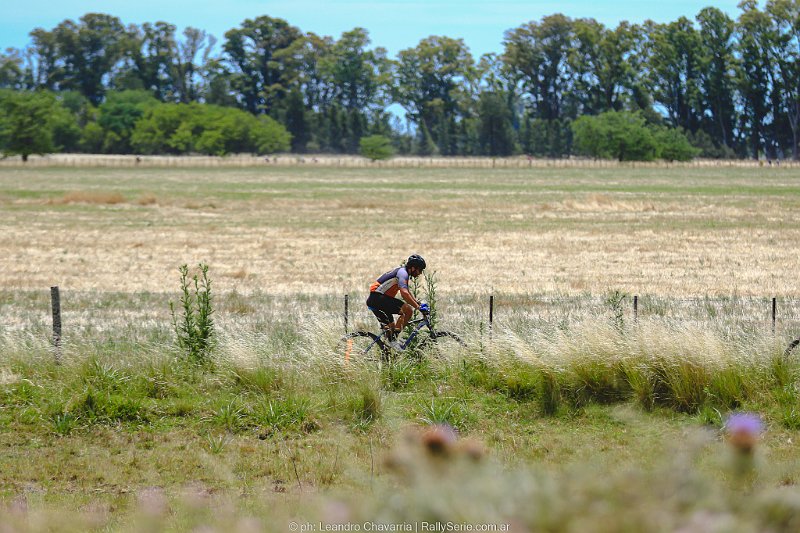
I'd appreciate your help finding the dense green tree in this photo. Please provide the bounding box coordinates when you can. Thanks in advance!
[569,20,638,114]
[0,90,58,160]
[737,0,775,159]
[292,33,335,111]
[394,36,474,155]
[51,14,129,104]
[28,28,61,90]
[644,18,704,133]
[321,28,391,111]
[503,14,574,120]
[6,7,800,158]
[766,0,800,159]
[696,7,739,153]
[477,91,516,156]
[283,88,310,152]
[223,16,303,114]
[0,50,25,89]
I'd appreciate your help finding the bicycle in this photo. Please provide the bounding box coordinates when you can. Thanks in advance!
[339,310,466,363]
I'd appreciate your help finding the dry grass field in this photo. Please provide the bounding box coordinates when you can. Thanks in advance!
[1,165,799,299]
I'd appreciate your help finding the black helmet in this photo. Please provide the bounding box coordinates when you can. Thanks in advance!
[406,254,426,271]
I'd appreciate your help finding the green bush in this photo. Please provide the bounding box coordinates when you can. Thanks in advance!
[654,126,700,161]
[572,111,658,161]
[572,110,698,162]
[131,102,291,155]
[97,90,159,153]
[359,134,394,160]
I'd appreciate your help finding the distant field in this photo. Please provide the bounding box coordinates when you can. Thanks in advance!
[1,165,799,298]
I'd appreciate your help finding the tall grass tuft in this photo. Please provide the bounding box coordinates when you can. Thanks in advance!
[417,398,471,430]
[347,382,383,429]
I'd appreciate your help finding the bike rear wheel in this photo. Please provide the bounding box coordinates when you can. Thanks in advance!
[339,332,388,363]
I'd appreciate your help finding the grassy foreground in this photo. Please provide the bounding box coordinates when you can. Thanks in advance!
[3,290,800,531]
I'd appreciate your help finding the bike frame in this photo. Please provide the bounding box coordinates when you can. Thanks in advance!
[363,315,432,354]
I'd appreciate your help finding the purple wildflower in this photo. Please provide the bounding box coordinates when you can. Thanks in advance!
[724,412,764,455]
[724,412,764,435]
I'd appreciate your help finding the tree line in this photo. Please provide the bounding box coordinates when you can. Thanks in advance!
[1,1,799,160]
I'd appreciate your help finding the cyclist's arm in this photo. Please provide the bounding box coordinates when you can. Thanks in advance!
[399,287,421,310]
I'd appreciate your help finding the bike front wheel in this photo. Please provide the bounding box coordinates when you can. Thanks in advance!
[417,331,467,356]
[786,338,800,357]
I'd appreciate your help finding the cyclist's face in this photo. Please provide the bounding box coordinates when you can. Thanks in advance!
[409,266,422,277]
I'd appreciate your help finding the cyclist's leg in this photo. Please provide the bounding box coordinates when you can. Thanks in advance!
[394,303,413,331]
[366,292,403,331]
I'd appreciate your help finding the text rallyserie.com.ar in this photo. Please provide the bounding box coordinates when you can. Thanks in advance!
[291,522,511,532]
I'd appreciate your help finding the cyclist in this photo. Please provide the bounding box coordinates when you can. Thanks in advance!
[367,254,430,337]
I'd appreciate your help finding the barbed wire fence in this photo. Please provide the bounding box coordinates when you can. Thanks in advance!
[4,289,800,357]
[341,293,800,340]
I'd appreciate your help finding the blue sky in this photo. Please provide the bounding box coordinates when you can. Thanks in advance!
[2,0,743,57]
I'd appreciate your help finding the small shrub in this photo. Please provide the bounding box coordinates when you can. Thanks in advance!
[170,263,215,364]
[2,379,40,405]
[135,193,158,206]
[605,290,628,332]
[697,404,723,426]
[359,135,394,161]
[769,354,797,389]
[773,386,800,430]
[81,358,129,392]
[165,398,196,417]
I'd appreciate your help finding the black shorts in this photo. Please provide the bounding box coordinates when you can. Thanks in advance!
[366,292,404,325]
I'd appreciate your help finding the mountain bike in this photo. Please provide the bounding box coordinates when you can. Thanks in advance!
[339,311,465,363]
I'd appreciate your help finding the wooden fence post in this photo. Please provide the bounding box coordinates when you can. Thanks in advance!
[489,294,494,334]
[772,297,777,335]
[633,295,638,324]
[344,294,349,334]
[50,286,62,364]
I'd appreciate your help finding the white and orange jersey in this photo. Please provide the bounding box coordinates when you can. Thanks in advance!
[369,266,410,298]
